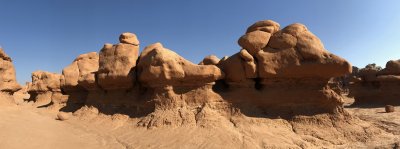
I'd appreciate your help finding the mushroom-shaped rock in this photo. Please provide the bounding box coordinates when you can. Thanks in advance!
[97,33,140,90]
[61,52,99,91]
[137,43,224,87]
[0,48,21,93]
[256,23,352,79]
[199,55,220,65]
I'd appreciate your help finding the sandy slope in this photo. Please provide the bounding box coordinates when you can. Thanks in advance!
[0,105,125,149]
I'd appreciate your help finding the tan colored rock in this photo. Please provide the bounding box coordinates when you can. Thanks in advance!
[246,20,280,33]
[61,52,99,91]
[378,60,400,75]
[119,32,139,45]
[27,71,62,107]
[238,20,280,56]
[350,61,400,105]
[216,51,260,86]
[28,71,61,92]
[238,30,272,55]
[218,53,254,87]
[56,112,72,121]
[358,63,381,82]
[199,55,220,65]
[0,48,21,93]
[97,33,140,90]
[239,49,257,78]
[138,43,224,87]
[256,23,352,79]
[267,31,297,49]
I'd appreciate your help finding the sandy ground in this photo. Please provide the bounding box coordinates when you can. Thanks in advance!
[1,95,400,149]
[0,105,125,149]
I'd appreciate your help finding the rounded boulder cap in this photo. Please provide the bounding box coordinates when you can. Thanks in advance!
[119,32,140,45]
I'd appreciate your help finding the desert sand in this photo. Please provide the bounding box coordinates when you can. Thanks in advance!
[1,96,399,149]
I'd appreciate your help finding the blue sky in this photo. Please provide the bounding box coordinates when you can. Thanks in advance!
[1,0,400,84]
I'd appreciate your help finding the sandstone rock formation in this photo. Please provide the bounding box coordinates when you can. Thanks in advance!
[0,48,21,94]
[27,71,66,107]
[9,20,400,148]
[61,52,99,91]
[199,55,220,65]
[350,61,400,105]
[97,32,140,90]
[26,21,352,125]
[60,52,99,110]
[138,43,224,87]
[218,20,352,116]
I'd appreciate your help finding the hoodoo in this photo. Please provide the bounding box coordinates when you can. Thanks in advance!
[0,48,21,94]
[218,20,352,116]
[0,48,21,103]
[350,60,400,105]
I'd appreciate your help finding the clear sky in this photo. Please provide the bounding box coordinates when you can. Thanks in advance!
[1,0,400,84]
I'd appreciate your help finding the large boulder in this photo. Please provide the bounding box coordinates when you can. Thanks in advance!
[137,43,224,87]
[0,48,21,93]
[60,52,99,91]
[97,32,140,90]
[238,20,280,55]
[199,55,220,65]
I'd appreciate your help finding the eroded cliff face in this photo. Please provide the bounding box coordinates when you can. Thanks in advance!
[25,20,353,127]
[350,61,400,105]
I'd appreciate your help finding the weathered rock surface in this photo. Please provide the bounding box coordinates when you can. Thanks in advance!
[61,52,99,91]
[350,61,400,105]
[256,23,351,79]
[97,33,140,90]
[238,20,280,55]
[218,22,352,116]
[26,21,352,125]
[27,71,66,107]
[138,43,224,87]
[199,55,220,65]
[0,48,21,93]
